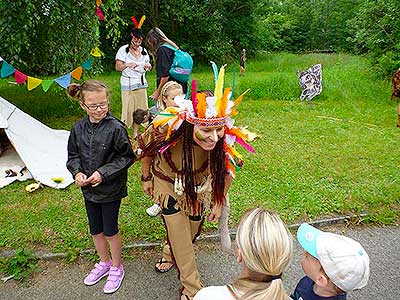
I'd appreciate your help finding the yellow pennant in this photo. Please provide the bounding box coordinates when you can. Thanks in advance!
[71,66,83,80]
[96,0,102,7]
[90,47,102,57]
[27,76,42,91]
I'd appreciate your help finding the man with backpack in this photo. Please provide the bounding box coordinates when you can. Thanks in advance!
[146,28,193,101]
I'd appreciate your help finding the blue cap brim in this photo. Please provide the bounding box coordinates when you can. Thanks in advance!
[297,223,322,258]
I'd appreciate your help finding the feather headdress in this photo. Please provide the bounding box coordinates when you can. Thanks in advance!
[152,64,255,177]
[131,15,146,29]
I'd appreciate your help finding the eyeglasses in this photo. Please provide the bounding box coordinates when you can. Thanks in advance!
[81,102,109,111]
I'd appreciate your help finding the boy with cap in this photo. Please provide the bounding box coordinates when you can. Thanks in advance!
[291,223,370,300]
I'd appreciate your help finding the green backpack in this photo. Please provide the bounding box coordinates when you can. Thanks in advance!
[162,43,193,82]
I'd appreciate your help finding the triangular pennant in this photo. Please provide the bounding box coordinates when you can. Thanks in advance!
[71,66,83,80]
[95,7,104,21]
[14,70,28,84]
[55,73,71,89]
[42,79,54,92]
[82,58,93,70]
[90,47,102,57]
[27,76,43,91]
[0,56,3,62]
[96,0,102,7]
[1,61,15,78]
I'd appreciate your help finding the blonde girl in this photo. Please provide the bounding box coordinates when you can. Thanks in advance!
[158,81,183,110]
[194,208,293,300]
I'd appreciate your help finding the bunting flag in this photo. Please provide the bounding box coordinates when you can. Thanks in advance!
[95,7,104,21]
[90,47,102,57]
[1,61,15,78]
[27,76,43,91]
[14,70,28,84]
[71,66,83,80]
[42,80,54,92]
[55,73,71,89]
[0,56,3,62]
[81,57,93,70]
[96,0,102,7]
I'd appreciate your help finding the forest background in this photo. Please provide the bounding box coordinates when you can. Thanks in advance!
[1,0,399,77]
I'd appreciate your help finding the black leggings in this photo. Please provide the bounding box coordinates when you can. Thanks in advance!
[84,200,121,236]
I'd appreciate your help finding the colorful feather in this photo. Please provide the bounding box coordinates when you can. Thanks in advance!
[191,79,198,115]
[196,92,207,118]
[231,68,236,100]
[235,137,256,153]
[227,127,249,141]
[210,61,218,84]
[218,87,231,117]
[131,16,139,28]
[233,88,250,108]
[138,15,146,29]
[214,65,225,104]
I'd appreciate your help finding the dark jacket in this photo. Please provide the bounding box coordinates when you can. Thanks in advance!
[66,113,136,203]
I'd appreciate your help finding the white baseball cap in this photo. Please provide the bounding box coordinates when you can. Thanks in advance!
[297,223,370,292]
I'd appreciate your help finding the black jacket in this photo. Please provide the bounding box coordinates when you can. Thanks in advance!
[66,113,136,203]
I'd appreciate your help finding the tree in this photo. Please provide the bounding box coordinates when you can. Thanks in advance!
[0,0,98,76]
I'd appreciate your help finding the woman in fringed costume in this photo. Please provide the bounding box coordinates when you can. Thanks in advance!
[138,64,254,300]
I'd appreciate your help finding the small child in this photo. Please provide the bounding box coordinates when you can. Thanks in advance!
[157,80,184,110]
[291,223,370,300]
[132,108,153,139]
[144,81,183,217]
[66,80,136,294]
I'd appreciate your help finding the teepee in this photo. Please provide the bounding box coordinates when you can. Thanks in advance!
[0,95,73,188]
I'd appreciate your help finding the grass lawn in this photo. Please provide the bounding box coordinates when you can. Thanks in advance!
[0,52,399,254]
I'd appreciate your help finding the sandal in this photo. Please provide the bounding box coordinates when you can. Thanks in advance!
[154,257,174,273]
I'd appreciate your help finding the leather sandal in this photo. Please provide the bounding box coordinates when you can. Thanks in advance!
[154,257,174,273]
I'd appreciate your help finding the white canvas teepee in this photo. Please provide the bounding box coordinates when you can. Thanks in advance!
[0,95,73,188]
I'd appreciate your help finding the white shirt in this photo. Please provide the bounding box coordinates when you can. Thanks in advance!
[194,286,235,300]
[115,44,150,91]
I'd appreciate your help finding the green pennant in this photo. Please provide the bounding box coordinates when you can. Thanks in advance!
[42,80,54,92]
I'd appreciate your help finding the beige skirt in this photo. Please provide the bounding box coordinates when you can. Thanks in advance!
[121,88,148,128]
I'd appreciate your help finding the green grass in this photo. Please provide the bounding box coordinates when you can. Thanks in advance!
[0,52,399,253]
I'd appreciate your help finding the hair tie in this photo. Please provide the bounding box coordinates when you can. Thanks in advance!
[271,274,282,280]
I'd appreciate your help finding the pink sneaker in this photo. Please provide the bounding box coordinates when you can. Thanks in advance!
[83,261,111,286]
[103,264,124,294]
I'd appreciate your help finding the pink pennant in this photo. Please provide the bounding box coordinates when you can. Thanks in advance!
[95,7,104,21]
[14,70,28,84]
[235,137,256,153]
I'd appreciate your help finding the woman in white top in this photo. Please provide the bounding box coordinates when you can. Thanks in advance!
[194,208,293,300]
[115,26,151,129]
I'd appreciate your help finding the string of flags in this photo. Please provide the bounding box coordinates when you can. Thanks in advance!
[0,0,105,93]
[0,49,101,92]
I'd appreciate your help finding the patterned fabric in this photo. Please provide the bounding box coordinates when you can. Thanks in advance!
[392,69,400,99]
[297,64,322,101]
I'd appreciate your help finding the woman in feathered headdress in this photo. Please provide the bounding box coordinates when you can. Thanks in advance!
[115,15,151,134]
[138,65,254,300]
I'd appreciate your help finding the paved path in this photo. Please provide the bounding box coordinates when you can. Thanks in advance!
[1,225,399,300]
